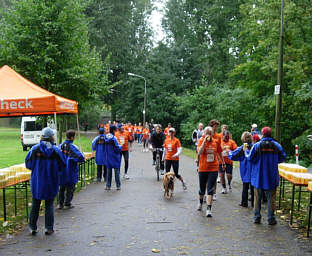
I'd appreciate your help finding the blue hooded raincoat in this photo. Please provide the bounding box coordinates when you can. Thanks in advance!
[25,141,65,200]
[104,133,122,169]
[228,143,253,183]
[246,137,286,190]
[58,140,85,186]
[92,135,106,165]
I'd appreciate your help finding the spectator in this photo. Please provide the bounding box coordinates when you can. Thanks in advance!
[192,123,204,152]
[251,124,261,137]
[58,130,85,209]
[25,127,65,235]
[92,128,107,182]
[246,126,286,225]
[105,126,122,190]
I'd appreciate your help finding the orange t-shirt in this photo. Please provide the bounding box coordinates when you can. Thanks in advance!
[221,139,237,165]
[136,126,143,134]
[115,131,131,151]
[197,136,222,172]
[164,137,181,160]
[142,128,150,139]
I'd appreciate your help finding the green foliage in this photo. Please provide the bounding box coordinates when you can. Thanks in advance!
[0,0,110,106]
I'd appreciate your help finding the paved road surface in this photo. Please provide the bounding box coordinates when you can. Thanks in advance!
[0,142,311,255]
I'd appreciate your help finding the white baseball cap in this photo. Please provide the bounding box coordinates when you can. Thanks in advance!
[251,124,257,128]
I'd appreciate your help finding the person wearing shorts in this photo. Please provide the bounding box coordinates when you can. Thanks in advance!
[219,130,237,194]
[197,126,225,217]
[162,127,187,190]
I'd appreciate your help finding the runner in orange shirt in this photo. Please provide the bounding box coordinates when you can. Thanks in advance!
[220,130,237,194]
[164,123,172,138]
[142,124,150,152]
[162,127,187,190]
[197,126,226,217]
[208,119,223,201]
[115,124,132,179]
[136,122,143,143]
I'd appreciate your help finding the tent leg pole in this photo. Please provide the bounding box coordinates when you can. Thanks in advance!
[76,114,82,151]
[54,112,58,143]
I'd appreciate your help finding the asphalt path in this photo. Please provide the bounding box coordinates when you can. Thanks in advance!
[0,142,311,256]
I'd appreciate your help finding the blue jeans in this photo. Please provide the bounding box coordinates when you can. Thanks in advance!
[254,188,276,221]
[58,184,75,206]
[106,168,121,188]
[138,134,143,143]
[29,198,54,231]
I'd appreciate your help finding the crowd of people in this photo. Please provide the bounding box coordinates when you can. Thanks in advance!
[25,118,286,236]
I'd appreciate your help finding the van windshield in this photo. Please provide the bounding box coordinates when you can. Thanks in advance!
[24,121,42,131]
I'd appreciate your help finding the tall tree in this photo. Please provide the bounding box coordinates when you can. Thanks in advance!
[0,0,110,105]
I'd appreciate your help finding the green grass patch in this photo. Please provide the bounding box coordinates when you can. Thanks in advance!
[182,146,196,159]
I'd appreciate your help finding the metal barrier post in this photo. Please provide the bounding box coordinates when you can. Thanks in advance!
[2,188,6,221]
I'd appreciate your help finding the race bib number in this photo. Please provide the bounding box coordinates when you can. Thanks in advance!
[206,149,214,162]
[120,137,125,145]
[168,144,172,152]
[128,129,131,132]
[222,150,228,157]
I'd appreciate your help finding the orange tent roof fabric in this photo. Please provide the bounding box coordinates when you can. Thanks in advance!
[0,65,78,117]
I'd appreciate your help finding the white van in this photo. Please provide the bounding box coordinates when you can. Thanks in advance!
[21,117,57,151]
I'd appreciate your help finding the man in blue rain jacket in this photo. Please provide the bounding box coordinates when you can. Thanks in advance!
[25,127,65,235]
[104,125,122,190]
[92,127,107,182]
[58,130,85,209]
[246,126,286,225]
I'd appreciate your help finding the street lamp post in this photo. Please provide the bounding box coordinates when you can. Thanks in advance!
[128,72,147,125]
[275,0,284,142]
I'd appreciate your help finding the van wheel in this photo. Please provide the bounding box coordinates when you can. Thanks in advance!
[23,145,27,151]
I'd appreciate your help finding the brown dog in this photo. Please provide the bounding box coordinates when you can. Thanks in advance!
[163,172,175,199]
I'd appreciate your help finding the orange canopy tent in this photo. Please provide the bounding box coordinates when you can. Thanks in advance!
[0,65,78,117]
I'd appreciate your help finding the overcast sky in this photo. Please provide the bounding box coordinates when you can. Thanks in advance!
[151,0,165,42]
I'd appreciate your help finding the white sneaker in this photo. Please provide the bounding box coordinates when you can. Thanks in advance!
[124,174,130,180]
[213,194,217,201]
[197,203,203,211]
[182,182,187,190]
[221,187,227,194]
[206,208,212,217]
[217,176,220,183]
[228,185,232,191]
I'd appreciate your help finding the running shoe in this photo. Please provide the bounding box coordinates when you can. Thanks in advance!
[124,174,130,180]
[197,203,203,211]
[268,218,277,225]
[228,185,232,191]
[254,217,261,224]
[206,208,212,217]
[105,187,111,190]
[29,226,37,236]
[213,194,217,201]
[221,187,227,194]
[217,176,220,183]
[152,160,156,165]
[117,187,121,190]
[182,182,187,190]
[64,205,74,210]
[160,170,164,175]
[45,229,54,235]
[57,204,64,210]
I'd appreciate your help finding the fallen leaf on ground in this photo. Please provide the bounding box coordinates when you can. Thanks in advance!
[152,249,160,253]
